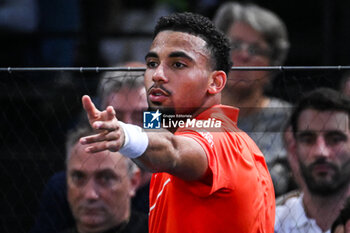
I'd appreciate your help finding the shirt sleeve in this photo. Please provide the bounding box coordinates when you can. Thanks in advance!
[175,129,239,197]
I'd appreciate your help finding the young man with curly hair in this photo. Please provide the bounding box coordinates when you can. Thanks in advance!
[80,12,275,233]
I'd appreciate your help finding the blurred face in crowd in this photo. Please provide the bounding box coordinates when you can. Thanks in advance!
[144,30,216,114]
[341,77,350,98]
[295,109,350,196]
[67,143,140,233]
[226,21,271,95]
[105,86,147,126]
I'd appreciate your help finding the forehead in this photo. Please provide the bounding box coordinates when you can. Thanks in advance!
[298,109,349,132]
[68,143,127,172]
[228,21,266,44]
[150,30,210,60]
[106,87,147,110]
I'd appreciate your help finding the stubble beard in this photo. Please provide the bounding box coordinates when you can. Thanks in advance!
[299,158,350,197]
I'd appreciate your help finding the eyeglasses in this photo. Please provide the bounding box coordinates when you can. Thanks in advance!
[230,40,272,57]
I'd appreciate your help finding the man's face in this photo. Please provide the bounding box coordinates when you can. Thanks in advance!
[144,30,212,114]
[226,22,271,95]
[106,87,147,126]
[67,144,138,233]
[295,109,350,196]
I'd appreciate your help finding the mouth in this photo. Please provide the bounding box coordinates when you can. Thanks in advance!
[311,163,335,176]
[148,87,170,104]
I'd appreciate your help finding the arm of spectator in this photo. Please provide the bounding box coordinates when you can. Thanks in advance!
[80,95,209,181]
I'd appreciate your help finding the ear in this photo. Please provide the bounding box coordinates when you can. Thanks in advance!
[207,71,227,94]
[286,136,306,189]
[129,169,141,197]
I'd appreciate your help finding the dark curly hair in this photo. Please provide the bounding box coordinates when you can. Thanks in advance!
[154,12,232,74]
[290,87,350,136]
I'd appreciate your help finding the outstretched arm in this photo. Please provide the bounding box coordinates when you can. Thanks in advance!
[80,95,209,181]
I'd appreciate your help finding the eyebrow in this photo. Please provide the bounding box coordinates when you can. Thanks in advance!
[145,52,158,60]
[296,130,313,136]
[145,51,194,61]
[297,129,347,137]
[169,51,194,61]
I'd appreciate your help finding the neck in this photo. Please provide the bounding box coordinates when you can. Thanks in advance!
[191,94,221,117]
[302,186,350,231]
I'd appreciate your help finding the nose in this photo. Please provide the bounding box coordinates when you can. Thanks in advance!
[232,48,250,64]
[312,136,331,158]
[152,64,168,83]
[82,179,99,200]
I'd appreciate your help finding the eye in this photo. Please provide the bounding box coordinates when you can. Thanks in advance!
[230,41,242,51]
[146,60,158,69]
[100,175,112,184]
[96,171,118,187]
[70,171,86,186]
[247,45,259,56]
[297,133,316,145]
[325,132,347,146]
[173,62,186,69]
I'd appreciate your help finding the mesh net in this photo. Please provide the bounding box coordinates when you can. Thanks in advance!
[0,67,347,232]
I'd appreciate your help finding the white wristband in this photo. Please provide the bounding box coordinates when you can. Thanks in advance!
[118,121,149,159]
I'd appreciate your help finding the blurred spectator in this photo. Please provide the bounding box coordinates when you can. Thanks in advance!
[63,126,147,233]
[0,0,38,32]
[100,2,172,65]
[30,63,149,233]
[331,197,350,233]
[275,88,350,233]
[79,0,173,66]
[213,1,291,196]
[0,0,39,66]
[37,0,80,66]
[339,71,350,98]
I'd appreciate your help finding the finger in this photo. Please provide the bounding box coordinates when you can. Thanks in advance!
[106,106,117,120]
[92,120,121,131]
[82,95,100,121]
[80,133,108,145]
[80,131,122,144]
[84,140,123,153]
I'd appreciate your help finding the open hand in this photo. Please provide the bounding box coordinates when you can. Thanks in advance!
[79,95,125,153]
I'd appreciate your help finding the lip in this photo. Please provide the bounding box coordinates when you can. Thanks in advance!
[312,164,333,175]
[148,88,169,103]
[81,208,103,215]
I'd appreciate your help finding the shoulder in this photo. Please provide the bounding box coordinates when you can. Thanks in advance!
[268,97,292,108]
[124,211,148,233]
[275,191,306,228]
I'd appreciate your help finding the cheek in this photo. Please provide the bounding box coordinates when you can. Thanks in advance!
[67,186,80,207]
[144,71,153,87]
[106,189,130,212]
[296,146,312,162]
[176,80,206,100]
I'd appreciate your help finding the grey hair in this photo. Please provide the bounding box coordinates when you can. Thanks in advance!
[97,70,145,109]
[213,2,290,66]
[65,126,138,176]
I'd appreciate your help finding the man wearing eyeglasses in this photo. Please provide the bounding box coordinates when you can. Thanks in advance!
[213,2,292,196]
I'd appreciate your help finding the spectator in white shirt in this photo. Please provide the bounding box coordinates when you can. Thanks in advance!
[275,88,350,233]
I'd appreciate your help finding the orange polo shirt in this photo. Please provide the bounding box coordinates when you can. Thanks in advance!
[148,105,275,233]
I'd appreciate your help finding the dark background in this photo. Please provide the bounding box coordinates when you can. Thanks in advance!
[1,0,350,232]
